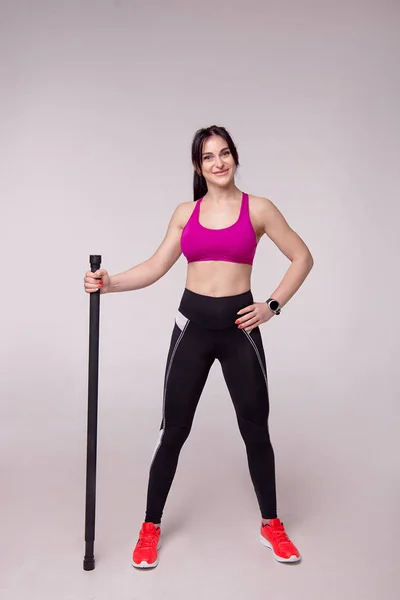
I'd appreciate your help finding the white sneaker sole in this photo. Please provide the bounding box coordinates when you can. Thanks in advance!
[259,534,301,563]
[131,540,162,569]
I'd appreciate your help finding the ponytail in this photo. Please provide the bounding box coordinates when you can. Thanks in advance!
[193,171,208,201]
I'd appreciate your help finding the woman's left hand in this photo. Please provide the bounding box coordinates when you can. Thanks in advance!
[235,302,275,332]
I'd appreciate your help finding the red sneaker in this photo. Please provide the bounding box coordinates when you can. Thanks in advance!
[260,518,301,563]
[132,522,161,569]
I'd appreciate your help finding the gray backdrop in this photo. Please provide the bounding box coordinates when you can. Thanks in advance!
[1,1,399,599]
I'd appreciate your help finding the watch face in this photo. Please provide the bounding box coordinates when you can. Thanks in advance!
[269,300,279,311]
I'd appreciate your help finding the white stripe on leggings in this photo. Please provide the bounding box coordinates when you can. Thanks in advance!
[241,329,269,391]
[149,318,190,468]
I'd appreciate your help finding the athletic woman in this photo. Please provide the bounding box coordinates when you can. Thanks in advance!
[84,125,314,568]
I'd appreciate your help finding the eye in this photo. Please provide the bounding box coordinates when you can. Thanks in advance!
[222,150,230,156]
[203,155,212,160]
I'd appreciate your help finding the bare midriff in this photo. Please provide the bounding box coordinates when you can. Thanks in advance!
[184,261,253,297]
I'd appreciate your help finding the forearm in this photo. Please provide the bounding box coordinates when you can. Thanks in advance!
[269,256,314,308]
[105,259,162,293]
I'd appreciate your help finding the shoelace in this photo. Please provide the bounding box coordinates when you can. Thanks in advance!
[268,525,293,548]
[138,532,158,549]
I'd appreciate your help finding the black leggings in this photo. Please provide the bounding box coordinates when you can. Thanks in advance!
[144,288,277,523]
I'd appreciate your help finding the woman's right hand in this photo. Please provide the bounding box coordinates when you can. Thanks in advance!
[84,268,111,294]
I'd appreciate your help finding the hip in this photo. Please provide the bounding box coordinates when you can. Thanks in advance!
[178,287,254,330]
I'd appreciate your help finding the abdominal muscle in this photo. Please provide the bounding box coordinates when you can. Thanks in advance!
[184,261,253,297]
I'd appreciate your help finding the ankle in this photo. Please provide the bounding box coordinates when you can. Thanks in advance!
[262,517,277,526]
[143,521,161,529]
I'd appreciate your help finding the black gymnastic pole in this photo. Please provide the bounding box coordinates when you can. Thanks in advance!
[83,254,102,571]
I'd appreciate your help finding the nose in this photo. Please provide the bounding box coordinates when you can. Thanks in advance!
[215,155,224,168]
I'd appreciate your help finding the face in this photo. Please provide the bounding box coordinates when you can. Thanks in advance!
[198,135,237,187]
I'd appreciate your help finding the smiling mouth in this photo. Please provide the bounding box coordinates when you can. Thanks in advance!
[214,169,229,176]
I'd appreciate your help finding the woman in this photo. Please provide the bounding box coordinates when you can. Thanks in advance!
[84,125,314,568]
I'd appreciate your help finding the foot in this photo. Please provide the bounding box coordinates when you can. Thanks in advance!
[132,522,161,569]
[260,518,301,563]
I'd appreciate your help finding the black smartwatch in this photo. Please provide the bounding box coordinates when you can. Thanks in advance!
[266,298,281,315]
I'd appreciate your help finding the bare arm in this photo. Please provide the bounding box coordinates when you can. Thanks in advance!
[104,203,190,293]
[255,196,314,308]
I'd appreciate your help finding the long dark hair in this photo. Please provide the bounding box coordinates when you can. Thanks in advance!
[191,125,240,201]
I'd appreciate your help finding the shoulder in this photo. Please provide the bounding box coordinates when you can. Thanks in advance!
[248,194,279,214]
[170,200,198,229]
[248,194,287,235]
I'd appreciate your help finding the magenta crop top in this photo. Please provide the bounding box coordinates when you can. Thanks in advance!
[180,192,257,265]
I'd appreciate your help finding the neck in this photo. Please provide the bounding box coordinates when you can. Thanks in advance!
[204,183,241,203]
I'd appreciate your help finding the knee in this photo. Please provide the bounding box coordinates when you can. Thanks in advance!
[160,424,192,450]
[236,415,272,445]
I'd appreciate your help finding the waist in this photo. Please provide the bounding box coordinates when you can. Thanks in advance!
[178,287,254,330]
[185,261,252,298]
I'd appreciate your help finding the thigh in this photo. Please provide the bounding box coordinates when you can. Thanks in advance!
[218,326,270,425]
[161,313,215,429]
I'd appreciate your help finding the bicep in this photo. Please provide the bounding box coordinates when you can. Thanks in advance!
[148,206,185,275]
[261,199,313,262]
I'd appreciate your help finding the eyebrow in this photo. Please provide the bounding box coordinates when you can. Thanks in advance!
[202,146,230,157]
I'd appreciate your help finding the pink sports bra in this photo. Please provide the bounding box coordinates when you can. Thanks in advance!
[180,192,257,265]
